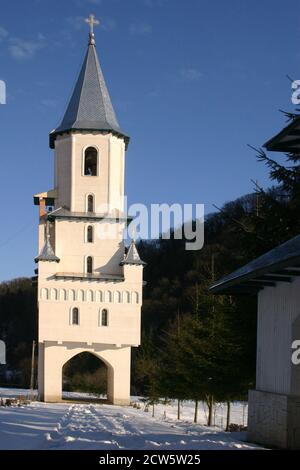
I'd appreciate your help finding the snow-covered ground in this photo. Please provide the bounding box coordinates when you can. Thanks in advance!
[0,388,262,450]
[145,400,248,429]
[0,388,248,428]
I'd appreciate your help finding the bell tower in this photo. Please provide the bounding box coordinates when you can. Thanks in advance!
[34,16,145,405]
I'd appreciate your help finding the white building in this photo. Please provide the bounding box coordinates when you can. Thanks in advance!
[211,114,300,448]
[34,23,145,405]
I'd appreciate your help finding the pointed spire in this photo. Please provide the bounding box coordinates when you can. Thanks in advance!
[120,240,146,266]
[50,22,129,149]
[35,234,60,263]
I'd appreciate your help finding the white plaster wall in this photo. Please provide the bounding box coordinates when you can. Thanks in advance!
[257,277,300,395]
[109,136,125,213]
[54,219,125,274]
[38,299,141,346]
[54,132,125,214]
[38,219,46,253]
[37,260,143,347]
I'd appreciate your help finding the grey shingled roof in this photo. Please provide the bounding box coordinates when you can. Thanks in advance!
[120,241,146,266]
[210,234,300,294]
[35,237,60,263]
[50,41,129,149]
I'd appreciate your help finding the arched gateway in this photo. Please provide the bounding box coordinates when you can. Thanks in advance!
[38,345,132,404]
[34,18,145,405]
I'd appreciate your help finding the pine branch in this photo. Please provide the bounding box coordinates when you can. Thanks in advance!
[250,178,265,195]
[248,145,296,187]
[279,109,300,122]
[286,74,295,83]
[286,152,300,163]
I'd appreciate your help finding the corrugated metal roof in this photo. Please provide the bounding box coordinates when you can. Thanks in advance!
[210,234,300,294]
[264,115,300,152]
[49,40,129,149]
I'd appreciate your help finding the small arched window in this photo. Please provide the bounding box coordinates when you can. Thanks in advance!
[97,291,103,302]
[69,289,76,302]
[84,147,98,176]
[60,289,67,301]
[101,309,109,327]
[87,195,94,213]
[41,288,49,300]
[51,288,58,301]
[132,292,139,304]
[71,307,79,325]
[87,289,94,302]
[115,291,121,303]
[86,256,93,274]
[105,291,112,303]
[87,225,94,243]
[78,290,85,302]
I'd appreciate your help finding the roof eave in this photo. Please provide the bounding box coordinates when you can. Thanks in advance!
[263,116,300,152]
[49,128,130,150]
[47,209,133,224]
[34,256,60,263]
[120,260,147,266]
[210,254,300,294]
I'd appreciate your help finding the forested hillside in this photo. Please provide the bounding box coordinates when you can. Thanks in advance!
[0,278,37,385]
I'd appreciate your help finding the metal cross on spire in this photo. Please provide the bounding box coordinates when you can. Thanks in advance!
[85,14,100,45]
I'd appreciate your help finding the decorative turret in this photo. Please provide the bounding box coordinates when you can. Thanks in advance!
[121,240,146,266]
[35,234,60,263]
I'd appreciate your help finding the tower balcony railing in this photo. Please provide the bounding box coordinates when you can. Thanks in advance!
[54,272,125,283]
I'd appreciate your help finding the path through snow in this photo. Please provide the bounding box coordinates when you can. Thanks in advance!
[0,401,262,450]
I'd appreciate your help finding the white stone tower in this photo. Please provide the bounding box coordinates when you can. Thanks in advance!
[34,18,145,404]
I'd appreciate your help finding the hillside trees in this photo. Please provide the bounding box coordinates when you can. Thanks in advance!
[0,278,37,387]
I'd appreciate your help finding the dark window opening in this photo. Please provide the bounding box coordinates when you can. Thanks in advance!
[87,195,94,213]
[87,226,93,243]
[101,309,108,326]
[84,147,98,176]
[87,256,93,274]
[72,307,79,325]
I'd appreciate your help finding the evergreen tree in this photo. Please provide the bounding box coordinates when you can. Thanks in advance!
[135,331,162,415]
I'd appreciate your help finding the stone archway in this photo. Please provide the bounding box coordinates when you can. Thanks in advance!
[62,351,108,402]
[38,342,131,405]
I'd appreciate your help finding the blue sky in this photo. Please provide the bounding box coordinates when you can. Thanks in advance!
[0,0,300,281]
